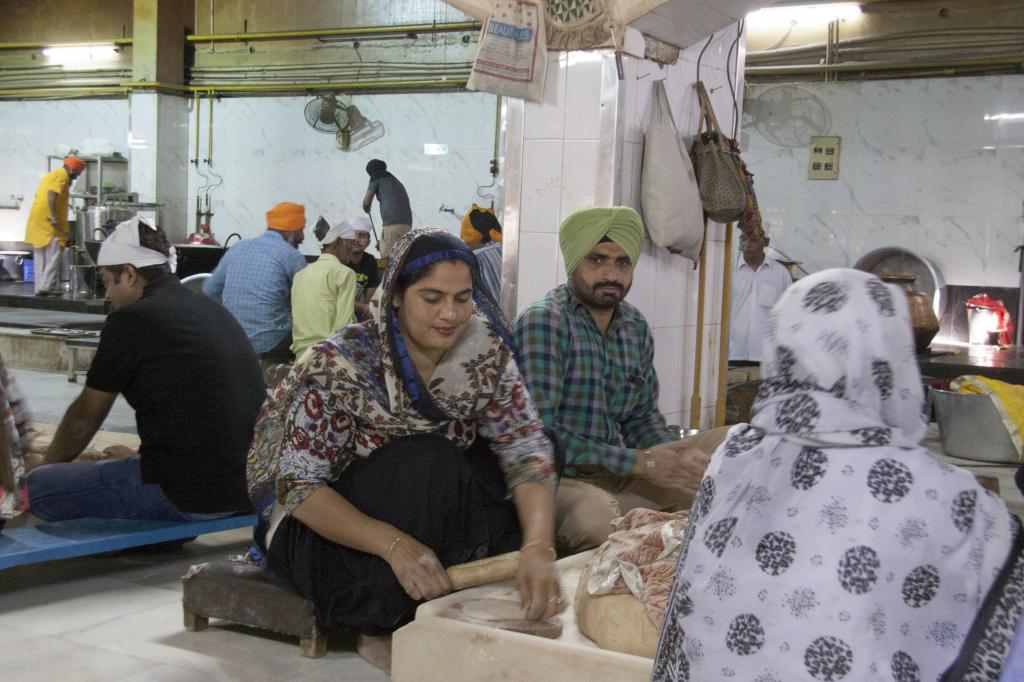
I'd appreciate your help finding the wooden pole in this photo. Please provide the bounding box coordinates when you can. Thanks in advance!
[715,223,734,426]
[689,221,708,430]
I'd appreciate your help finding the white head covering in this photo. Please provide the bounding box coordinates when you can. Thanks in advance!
[318,215,356,245]
[97,218,176,272]
[350,215,372,235]
[654,269,1020,682]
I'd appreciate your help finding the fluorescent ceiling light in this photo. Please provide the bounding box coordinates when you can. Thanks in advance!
[42,44,119,65]
[747,3,861,28]
[984,113,1024,122]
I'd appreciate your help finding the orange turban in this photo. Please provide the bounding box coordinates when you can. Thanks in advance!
[460,204,503,245]
[63,156,86,173]
[266,202,306,231]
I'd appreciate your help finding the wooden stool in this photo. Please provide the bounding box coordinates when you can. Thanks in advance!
[182,559,328,658]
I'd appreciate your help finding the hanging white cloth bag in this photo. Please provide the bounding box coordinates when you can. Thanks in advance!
[640,80,705,261]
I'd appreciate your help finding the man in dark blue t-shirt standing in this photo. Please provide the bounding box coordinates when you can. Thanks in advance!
[362,158,412,259]
[27,218,265,522]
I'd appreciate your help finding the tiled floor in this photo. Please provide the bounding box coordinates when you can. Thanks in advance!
[2,366,388,681]
[0,530,388,681]
[12,367,136,432]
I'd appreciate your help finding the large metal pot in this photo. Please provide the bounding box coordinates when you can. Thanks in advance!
[74,205,135,247]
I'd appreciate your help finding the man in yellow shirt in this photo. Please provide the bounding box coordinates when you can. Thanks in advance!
[290,215,358,358]
[25,156,85,296]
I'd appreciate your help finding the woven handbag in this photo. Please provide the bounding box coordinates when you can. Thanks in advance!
[690,81,746,223]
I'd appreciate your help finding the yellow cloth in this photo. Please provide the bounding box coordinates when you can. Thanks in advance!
[25,168,71,248]
[558,206,643,275]
[952,375,1024,459]
[266,202,306,231]
[290,253,357,357]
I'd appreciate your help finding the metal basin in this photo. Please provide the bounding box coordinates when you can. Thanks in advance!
[930,387,1020,463]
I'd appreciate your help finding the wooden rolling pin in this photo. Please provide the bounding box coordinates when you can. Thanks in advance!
[446,551,520,591]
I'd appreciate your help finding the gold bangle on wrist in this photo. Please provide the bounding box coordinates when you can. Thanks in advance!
[386,535,403,561]
[520,539,556,560]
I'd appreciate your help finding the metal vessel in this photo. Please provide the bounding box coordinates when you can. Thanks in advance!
[930,386,1020,464]
[73,205,135,258]
[853,247,946,320]
[70,202,163,298]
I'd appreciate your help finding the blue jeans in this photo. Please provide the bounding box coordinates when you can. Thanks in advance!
[27,456,227,523]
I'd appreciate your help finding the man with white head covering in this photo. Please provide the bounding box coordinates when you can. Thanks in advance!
[26,218,265,524]
[346,215,381,321]
[514,206,724,554]
[290,215,358,357]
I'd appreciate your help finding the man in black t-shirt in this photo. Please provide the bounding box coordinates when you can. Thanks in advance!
[347,216,381,321]
[26,218,265,522]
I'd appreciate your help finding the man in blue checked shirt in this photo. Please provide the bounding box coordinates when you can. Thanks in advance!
[205,202,309,361]
[514,207,726,554]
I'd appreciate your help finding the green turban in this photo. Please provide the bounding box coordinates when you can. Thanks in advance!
[559,206,644,275]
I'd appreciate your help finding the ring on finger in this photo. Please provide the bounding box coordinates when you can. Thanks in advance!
[548,596,563,604]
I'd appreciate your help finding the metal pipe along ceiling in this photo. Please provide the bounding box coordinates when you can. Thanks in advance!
[186,21,480,44]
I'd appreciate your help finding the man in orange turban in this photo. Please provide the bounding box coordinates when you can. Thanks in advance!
[204,202,309,360]
[25,156,85,296]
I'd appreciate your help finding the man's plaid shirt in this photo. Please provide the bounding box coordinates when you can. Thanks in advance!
[512,283,676,478]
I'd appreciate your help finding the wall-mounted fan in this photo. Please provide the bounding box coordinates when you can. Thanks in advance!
[744,85,831,149]
[304,94,349,133]
[303,94,386,152]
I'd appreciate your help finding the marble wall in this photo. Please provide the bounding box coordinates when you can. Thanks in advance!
[743,76,1024,288]
[0,92,500,255]
[186,92,501,257]
[0,99,129,241]
[509,23,745,430]
[130,93,190,242]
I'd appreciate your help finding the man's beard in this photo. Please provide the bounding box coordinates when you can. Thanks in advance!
[573,278,629,310]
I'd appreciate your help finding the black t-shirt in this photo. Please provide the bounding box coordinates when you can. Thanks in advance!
[86,275,265,513]
[350,252,381,299]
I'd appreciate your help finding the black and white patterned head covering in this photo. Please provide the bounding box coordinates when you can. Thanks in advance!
[654,269,1021,682]
[753,268,926,449]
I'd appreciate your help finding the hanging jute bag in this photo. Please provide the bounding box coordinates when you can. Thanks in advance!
[690,81,746,223]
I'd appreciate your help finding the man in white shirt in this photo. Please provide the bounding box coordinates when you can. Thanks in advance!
[729,228,792,365]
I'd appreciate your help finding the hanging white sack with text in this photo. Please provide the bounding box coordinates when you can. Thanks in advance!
[467,0,547,102]
[640,80,704,261]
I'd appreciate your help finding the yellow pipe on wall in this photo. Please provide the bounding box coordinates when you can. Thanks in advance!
[0,86,129,96]
[746,53,1024,76]
[0,77,469,99]
[0,39,133,50]
[186,22,481,44]
[206,90,214,162]
[195,79,467,93]
[193,91,201,162]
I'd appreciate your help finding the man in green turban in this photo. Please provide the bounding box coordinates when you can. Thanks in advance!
[513,207,720,553]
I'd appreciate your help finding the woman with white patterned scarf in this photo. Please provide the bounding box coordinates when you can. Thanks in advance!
[653,268,1024,682]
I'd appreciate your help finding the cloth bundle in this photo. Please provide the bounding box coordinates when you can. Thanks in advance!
[582,508,689,628]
